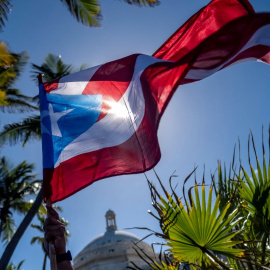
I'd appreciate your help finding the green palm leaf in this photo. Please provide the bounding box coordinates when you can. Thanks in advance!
[0,0,12,31]
[148,173,244,269]
[238,132,270,234]
[0,43,33,111]
[6,260,24,270]
[60,0,101,27]
[31,53,74,82]
[0,50,29,90]
[121,0,160,7]
[0,88,38,113]
[127,243,182,270]
[0,157,40,245]
[1,216,16,245]
[60,0,160,27]
[0,115,41,147]
[235,131,270,267]
[0,41,15,67]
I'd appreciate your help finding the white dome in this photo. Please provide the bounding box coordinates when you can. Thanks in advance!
[73,211,156,270]
[81,230,141,250]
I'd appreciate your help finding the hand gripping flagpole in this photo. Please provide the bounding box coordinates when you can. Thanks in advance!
[37,74,57,270]
[46,198,57,270]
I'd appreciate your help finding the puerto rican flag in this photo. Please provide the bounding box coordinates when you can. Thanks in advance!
[40,0,270,202]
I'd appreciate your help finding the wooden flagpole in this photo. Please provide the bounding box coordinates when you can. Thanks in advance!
[38,74,57,270]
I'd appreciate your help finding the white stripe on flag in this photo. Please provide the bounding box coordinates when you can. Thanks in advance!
[51,65,101,95]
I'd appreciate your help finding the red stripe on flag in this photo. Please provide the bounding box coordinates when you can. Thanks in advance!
[50,120,160,202]
[83,54,139,122]
[44,79,60,93]
[153,0,254,61]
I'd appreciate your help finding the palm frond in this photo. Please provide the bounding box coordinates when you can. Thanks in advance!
[0,88,38,113]
[0,115,41,146]
[5,260,25,270]
[31,53,74,82]
[147,173,244,269]
[0,50,29,89]
[239,130,270,228]
[127,245,181,270]
[0,44,28,92]
[236,130,270,268]
[0,89,7,105]
[0,157,39,247]
[0,43,30,112]
[60,0,101,27]
[17,260,24,270]
[212,160,241,218]
[1,216,16,245]
[0,0,12,31]
[0,42,15,67]
[30,236,43,245]
[11,51,28,81]
[121,0,160,7]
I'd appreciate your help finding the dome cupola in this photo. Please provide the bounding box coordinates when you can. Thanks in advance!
[73,210,156,270]
[105,209,117,231]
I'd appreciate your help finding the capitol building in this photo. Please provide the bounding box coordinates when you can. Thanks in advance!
[73,210,157,270]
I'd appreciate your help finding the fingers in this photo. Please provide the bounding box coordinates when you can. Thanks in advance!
[43,206,67,256]
[45,228,65,243]
[44,216,63,230]
[46,205,60,220]
[44,221,65,244]
[45,224,65,233]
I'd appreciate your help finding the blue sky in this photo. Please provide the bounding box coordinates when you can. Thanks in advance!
[1,0,270,269]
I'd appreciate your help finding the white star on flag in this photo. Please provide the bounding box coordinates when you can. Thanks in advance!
[48,103,73,137]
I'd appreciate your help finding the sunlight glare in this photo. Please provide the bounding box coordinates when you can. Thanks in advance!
[103,100,128,119]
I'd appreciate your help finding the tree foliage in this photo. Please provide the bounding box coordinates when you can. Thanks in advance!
[0,0,160,31]
[0,42,36,112]
[0,157,41,246]
[5,260,24,270]
[0,53,76,147]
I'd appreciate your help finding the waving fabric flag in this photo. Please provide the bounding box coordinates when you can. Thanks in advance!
[40,0,270,202]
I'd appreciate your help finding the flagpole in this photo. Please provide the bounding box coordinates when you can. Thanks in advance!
[46,198,57,270]
[37,74,57,270]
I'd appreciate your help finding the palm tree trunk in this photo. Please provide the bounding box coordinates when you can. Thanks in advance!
[0,190,43,270]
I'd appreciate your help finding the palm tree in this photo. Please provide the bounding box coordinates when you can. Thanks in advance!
[0,0,160,31]
[31,53,74,83]
[30,207,70,270]
[0,42,36,112]
[0,53,76,146]
[0,157,43,269]
[0,157,41,245]
[212,130,270,269]
[0,190,43,270]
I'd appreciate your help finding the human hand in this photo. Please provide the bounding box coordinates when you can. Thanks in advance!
[43,205,66,255]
